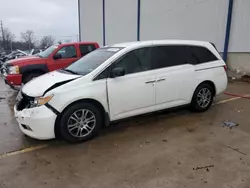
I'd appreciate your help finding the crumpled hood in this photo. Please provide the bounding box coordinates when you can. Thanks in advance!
[6,56,44,66]
[22,71,81,97]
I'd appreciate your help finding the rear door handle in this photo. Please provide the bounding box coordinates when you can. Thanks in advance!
[156,77,166,82]
[145,80,156,84]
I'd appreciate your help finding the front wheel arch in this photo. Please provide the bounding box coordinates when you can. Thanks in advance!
[54,99,108,139]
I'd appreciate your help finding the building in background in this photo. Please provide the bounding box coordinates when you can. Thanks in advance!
[78,0,250,75]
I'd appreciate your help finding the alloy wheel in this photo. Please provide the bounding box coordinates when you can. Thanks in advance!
[197,88,212,108]
[67,109,96,138]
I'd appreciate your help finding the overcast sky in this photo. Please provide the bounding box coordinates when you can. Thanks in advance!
[0,0,78,42]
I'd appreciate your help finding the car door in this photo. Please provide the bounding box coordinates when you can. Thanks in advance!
[50,45,79,71]
[107,47,156,121]
[152,45,195,111]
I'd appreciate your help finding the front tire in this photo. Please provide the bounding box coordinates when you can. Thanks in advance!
[191,83,214,112]
[59,102,102,143]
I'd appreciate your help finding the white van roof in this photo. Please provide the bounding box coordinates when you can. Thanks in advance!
[110,40,211,48]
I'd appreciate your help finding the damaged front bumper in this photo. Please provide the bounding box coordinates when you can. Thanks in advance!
[14,99,57,140]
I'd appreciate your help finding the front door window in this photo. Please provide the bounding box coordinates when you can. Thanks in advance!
[113,47,153,75]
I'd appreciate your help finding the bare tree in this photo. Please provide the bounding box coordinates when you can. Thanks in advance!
[20,30,36,50]
[0,21,15,51]
[4,28,15,51]
[0,21,5,48]
[40,35,55,49]
[4,28,15,42]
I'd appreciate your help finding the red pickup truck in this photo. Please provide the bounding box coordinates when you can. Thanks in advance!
[3,42,99,89]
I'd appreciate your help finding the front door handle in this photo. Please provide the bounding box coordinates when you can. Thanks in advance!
[145,80,156,84]
[156,77,166,82]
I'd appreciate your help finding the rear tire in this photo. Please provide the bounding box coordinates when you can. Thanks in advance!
[23,72,43,84]
[190,83,214,112]
[59,102,102,143]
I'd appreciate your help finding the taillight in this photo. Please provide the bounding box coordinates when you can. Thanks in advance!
[224,65,227,71]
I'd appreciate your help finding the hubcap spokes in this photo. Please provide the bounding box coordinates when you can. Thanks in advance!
[197,88,212,108]
[67,109,96,138]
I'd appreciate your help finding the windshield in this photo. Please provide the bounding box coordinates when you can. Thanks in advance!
[38,45,58,58]
[63,47,123,75]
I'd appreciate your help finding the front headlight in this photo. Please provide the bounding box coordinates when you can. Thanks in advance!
[33,95,54,107]
[8,66,20,74]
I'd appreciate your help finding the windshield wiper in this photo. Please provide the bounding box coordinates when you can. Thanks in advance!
[61,68,80,75]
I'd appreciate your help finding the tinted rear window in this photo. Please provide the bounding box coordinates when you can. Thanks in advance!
[153,46,187,69]
[186,46,218,64]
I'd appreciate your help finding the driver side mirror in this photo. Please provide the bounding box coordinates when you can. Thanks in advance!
[110,67,125,78]
[53,53,62,60]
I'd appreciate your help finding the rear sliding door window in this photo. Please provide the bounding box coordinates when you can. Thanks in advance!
[153,46,187,69]
[186,46,218,65]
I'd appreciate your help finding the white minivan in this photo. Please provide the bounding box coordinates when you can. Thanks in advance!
[14,40,227,143]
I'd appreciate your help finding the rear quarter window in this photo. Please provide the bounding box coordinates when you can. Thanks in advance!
[186,46,218,65]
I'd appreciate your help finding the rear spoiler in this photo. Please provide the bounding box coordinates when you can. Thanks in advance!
[210,42,227,70]
[210,42,219,52]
